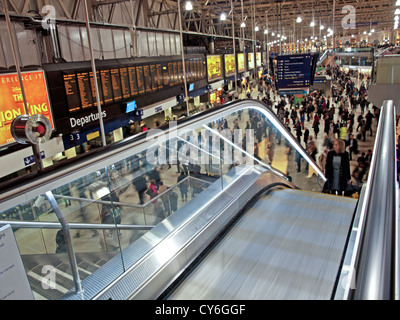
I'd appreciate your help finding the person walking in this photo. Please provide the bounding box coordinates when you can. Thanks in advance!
[324,139,351,196]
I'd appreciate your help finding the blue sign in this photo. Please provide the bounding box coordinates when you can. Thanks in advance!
[277,54,312,89]
[125,100,136,113]
[24,151,45,166]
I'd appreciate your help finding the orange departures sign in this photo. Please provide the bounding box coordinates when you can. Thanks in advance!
[0,70,53,146]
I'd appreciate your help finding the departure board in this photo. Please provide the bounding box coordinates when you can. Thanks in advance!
[77,72,93,109]
[143,65,152,93]
[190,60,195,81]
[178,61,183,84]
[277,54,312,89]
[100,69,113,104]
[150,64,157,91]
[163,64,170,87]
[207,55,222,81]
[110,68,122,101]
[167,62,174,86]
[156,64,163,89]
[136,66,145,94]
[89,71,103,106]
[173,62,178,86]
[128,66,138,96]
[120,67,131,99]
[63,73,80,112]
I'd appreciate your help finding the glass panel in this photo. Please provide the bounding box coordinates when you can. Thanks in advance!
[0,100,325,299]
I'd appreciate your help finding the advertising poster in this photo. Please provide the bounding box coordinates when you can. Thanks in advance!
[207,55,222,81]
[247,53,255,70]
[0,70,54,146]
[237,53,246,73]
[224,54,236,77]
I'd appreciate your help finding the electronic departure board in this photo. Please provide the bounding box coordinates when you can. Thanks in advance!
[173,62,178,86]
[120,67,131,99]
[63,73,80,112]
[110,68,122,102]
[156,64,163,89]
[163,65,170,87]
[150,64,157,91]
[61,55,206,113]
[143,65,152,93]
[89,71,104,106]
[128,66,138,96]
[136,66,145,94]
[277,54,312,89]
[77,72,93,109]
[237,53,245,73]
[100,69,113,104]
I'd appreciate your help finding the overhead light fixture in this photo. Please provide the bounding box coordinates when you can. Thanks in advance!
[272,32,275,36]
[368,32,372,36]
[264,29,268,34]
[371,29,375,33]
[396,0,400,5]
[255,26,259,31]
[220,13,226,21]
[296,16,302,23]
[320,25,324,30]
[395,16,399,21]
[310,21,315,27]
[396,9,400,15]
[185,1,193,11]
[240,22,246,28]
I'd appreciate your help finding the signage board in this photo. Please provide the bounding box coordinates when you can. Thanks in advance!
[0,70,54,146]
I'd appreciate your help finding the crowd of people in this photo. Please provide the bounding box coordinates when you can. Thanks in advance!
[261,64,378,196]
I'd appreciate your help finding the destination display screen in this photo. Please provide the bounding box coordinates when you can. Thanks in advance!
[277,54,312,89]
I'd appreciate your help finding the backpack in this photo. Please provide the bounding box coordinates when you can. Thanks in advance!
[146,188,157,197]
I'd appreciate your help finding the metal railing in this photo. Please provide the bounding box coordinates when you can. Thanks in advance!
[344,100,399,299]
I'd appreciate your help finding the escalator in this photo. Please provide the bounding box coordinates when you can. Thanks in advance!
[0,99,397,300]
[165,187,357,300]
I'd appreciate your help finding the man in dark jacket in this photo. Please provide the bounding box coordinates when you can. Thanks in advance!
[346,134,358,160]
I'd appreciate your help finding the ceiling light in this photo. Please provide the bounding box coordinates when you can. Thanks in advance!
[363,31,367,34]
[395,16,399,21]
[255,26,259,31]
[241,22,246,28]
[320,25,325,30]
[396,9,400,15]
[220,13,226,21]
[296,16,302,23]
[185,1,193,10]
[271,32,275,36]
[264,29,268,34]
[396,0,400,5]
[310,21,315,27]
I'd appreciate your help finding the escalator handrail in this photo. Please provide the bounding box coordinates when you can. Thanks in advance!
[350,100,399,300]
[0,99,326,208]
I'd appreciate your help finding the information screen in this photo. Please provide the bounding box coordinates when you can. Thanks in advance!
[277,54,312,89]
[76,72,94,109]
[156,64,163,89]
[136,66,145,94]
[150,64,158,91]
[207,55,222,81]
[63,73,80,112]
[128,66,138,96]
[143,65,152,93]
[120,67,131,99]
[163,64,170,87]
[89,71,103,106]
[100,69,113,104]
[256,52,262,67]
[110,68,122,102]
